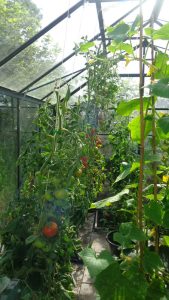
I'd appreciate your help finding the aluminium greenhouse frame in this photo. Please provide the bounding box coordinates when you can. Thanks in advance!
[0,0,165,100]
[0,0,167,194]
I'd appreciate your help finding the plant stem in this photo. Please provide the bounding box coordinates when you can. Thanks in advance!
[150,15,159,253]
[137,0,144,270]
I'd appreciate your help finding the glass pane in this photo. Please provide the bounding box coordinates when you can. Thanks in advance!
[27,55,86,99]
[0,105,17,210]
[158,0,169,23]
[0,94,17,107]
[101,1,137,28]
[0,1,98,92]
[0,0,78,62]
[20,107,38,133]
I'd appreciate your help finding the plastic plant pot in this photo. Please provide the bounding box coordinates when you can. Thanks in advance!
[106,231,135,257]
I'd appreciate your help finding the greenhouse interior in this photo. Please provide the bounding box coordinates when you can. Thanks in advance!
[0,0,169,299]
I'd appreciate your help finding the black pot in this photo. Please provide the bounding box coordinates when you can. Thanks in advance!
[106,231,135,257]
[106,231,121,256]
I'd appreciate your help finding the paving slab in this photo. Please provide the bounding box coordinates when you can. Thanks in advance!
[91,232,110,253]
[78,283,97,300]
[73,213,111,299]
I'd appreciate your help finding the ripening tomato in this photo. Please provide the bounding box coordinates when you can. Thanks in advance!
[80,156,88,168]
[42,222,58,238]
[86,128,96,140]
[96,136,102,148]
[90,128,96,136]
[76,168,83,177]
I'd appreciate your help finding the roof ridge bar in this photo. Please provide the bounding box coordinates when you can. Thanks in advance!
[0,0,84,68]
[95,0,107,55]
[150,0,164,21]
[20,0,147,94]
[41,68,86,100]
[0,86,42,104]
[28,68,86,93]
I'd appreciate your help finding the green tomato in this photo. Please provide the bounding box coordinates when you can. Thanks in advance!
[33,239,46,249]
[33,239,51,252]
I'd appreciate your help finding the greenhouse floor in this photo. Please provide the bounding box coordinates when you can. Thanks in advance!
[72,213,110,300]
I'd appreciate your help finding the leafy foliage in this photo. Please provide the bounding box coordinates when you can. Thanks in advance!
[90,189,129,209]
[149,78,169,99]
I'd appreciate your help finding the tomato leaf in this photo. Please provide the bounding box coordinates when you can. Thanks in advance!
[25,235,38,245]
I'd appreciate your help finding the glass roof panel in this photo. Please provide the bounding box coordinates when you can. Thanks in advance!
[0,1,97,93]
[101,1,138,27]
[26,54,86,99]
[158,0,169,23]
[0,0,79,62]
[44,75,86,104]
[0,0,168,100]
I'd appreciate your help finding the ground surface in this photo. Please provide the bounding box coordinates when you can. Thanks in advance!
[72,213,110,300]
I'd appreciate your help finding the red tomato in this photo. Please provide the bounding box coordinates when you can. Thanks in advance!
[86,128,96,140]
[42,222,58,238]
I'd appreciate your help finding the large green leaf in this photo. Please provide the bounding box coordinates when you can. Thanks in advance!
[150,78,169,98]
[0,276,10,294]
[95,260,147,300]
[144,201,163,225]
[157,116,169,134]
[128,115,152,142]
[114,161,140,183]
[163,236,169,247]
[106,22,130,43]
[157,126,169,140]
[154,51,169,79]
[79,248,113,279]
[79,41,95,52]
[117,97,151,116]
[95,262,127,300]
[129,15,140,35]
[108,42,133,54]
[146,278,169,300]
[114,222,147,248]
[163,210,169,228]
[90,189,129,209]
[143,249,163,273]
[145,23,169,40]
